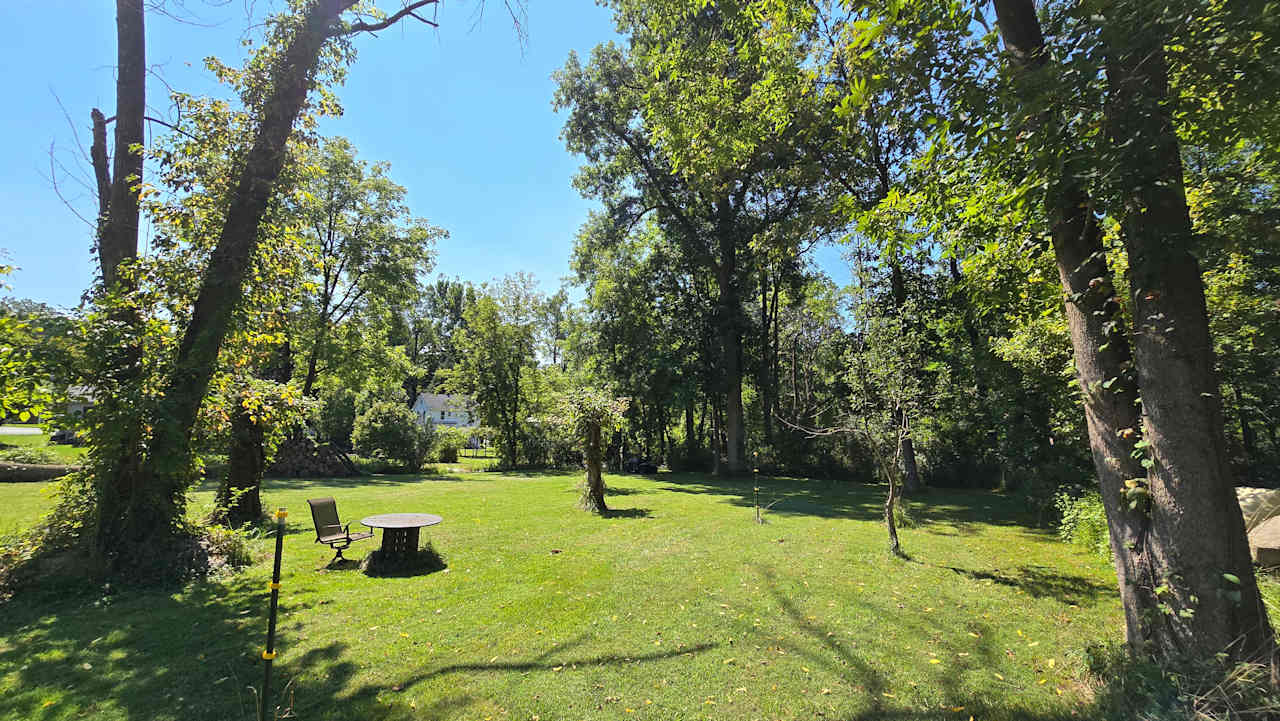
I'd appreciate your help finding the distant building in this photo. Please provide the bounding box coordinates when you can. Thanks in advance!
[412,393,476,428]
[66,386,95,417]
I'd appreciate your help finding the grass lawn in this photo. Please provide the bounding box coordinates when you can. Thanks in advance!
[0,426,86,465]
[0,469,1139,720]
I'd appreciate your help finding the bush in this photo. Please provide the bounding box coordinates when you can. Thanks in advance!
[1054,488,1111,559]
[433,426,470,464]
[0,447,62,465]
[352,401,433,471]
[200,523,254,570]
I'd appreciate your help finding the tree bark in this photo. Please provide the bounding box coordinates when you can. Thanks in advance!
[1235,386,1256,469]
[1102,7,1274,661]
[992,0,1152,651]
[97,0,146,289]
[580,422,607,513]
[217,400,266,528]
[87,0,151,567]
[717,219,746,475]
[759,265,774,444]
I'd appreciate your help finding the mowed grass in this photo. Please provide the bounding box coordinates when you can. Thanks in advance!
[0,426,86,465]
[0,469,1133,721]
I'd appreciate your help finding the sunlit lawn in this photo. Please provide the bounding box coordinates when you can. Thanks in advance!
[0,425,86,465]
[0,467,1138,720]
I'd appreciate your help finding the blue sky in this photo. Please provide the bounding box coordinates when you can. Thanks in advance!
[0,0,846,310]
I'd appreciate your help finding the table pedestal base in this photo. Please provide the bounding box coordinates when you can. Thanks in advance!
[381,527,420,559]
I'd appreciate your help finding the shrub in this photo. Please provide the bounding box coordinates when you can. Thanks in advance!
[200,523,254,570]
[0,447,63,465]
[433,427,470,463]
[352,401,433,471]
[1054,488,1111,559]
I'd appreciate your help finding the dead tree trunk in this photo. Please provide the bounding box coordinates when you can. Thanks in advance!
[87,0,151,567]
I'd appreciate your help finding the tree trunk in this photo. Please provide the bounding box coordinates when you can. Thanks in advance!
[717,222,746,475]
[871,438,903,557]
[948,257,1002,469]
[217,400,266,528]
[1102,8,1274,662]
[1234,386,1256,472]
[684,399,698,461]
[898,414,922,494]
[759,265,774,444]
[97,0,146,289]
[888,260,923,494]
[301,326,324,397]
[993,0,1150,649]
[98,0,360,571]
[580,422,607,513]
[87,0,151,567]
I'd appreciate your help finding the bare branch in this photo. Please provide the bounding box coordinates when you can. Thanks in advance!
[45,142,97,230]
[336,0,440,37]
[144,115,199,140]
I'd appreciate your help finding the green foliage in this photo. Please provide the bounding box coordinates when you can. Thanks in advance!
[444,276,540,468]
[1054,489,1112,560]
[0,447,62,465]
[352,400,432,471]
[314,385,358,449]
[0,264,55,422]
[432,426,471,464]
[555,387,629,444]
[198,523,254,570]
[292,137,443,396]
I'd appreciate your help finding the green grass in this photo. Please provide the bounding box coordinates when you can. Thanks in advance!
[0,469,1136,720]
[0,428,86,465]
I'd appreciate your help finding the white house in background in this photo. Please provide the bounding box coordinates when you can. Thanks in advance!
[412,393,476,428]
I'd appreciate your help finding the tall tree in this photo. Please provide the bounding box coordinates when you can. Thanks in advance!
[445,277,539,467]
[1098,0,1273,660]
[78,0,450,576]
[296,137,441,397]
[990,0,1272,661]
[556,17,831,474]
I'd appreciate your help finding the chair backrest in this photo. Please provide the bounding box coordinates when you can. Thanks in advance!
[307,497,343,539]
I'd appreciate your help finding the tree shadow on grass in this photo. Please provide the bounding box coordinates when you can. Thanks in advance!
[659,471,1052,531]
[601,507,652,519]
[753,565,1090,721]
[605,485,650,496]
[263,472,489,491]
[0,571,325,721]
[272,632,718,720]
[938,563,1114,607]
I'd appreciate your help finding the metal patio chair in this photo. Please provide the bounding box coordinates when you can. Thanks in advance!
[307,497,373,562]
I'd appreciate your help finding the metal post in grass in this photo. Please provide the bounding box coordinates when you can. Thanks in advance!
[260,507,287,721]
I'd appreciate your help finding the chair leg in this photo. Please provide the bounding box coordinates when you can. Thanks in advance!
[333,548,346,562]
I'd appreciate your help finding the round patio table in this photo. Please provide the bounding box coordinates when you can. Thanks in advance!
[360,513,442,560]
